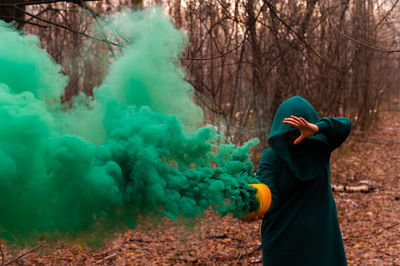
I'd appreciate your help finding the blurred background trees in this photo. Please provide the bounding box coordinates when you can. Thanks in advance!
[1,0,400,153]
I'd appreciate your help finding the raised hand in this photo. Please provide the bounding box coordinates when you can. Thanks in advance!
[283,115,319,145]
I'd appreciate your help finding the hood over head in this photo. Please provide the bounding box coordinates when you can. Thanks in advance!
[268,96,330,180]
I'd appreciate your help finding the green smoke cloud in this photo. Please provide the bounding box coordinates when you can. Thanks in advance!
[0,7,258,247]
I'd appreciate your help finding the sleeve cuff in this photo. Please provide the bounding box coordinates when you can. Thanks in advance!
[315,119,329,134]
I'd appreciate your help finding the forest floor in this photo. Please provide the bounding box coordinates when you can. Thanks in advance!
[1,111,400,265]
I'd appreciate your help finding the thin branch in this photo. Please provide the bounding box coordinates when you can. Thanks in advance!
[81,1,130,43]
[13,6,124,48]
[321,0,400,54]
[4,245,42,265]
[384,222,400,230]
[181,32,249,61]
[0,243,5,266]
[0,0,99,7]
[26,7,52,22]
[213,245,262,261]
[80,3,119,59]
[95,253,117,264]
[263,0,345,73]
[182,1,267,61]
[0,16,48,28]
[233,227,252,265]
[375,0,400,29]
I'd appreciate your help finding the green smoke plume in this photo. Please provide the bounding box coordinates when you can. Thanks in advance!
[0,7,258,247]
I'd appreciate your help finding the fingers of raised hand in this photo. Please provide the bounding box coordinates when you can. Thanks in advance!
[299,117,308,125]
[283,116,303,127]
[283,120,298,129]
[289,115,308,125]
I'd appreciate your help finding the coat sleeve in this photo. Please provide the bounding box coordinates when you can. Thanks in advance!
[315,117,351,150]
[256,149,279,213]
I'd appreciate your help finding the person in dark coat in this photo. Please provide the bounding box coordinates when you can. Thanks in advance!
[247,96,351,265]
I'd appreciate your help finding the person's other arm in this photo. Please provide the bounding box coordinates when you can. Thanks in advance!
[283,115,351,150]
[315,117,352,150]
[255,149,279,214]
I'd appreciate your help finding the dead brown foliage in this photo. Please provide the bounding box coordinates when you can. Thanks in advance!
[1,111,399,265]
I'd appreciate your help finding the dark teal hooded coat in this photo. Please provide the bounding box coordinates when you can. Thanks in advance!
[256,96,351,266]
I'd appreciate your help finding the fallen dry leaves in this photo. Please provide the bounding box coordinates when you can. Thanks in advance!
[1,112,399,265]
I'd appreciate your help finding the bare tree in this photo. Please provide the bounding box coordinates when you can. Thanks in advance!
[1,0,400,151]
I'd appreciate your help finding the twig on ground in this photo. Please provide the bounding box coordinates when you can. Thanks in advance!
[174,257,198,263]
[205,234,228,239]
[332,184,373,193]
[233,224,251,265]
[0,243,5,266]
[4,245,42,266]
[384,222,400,230]
[204,234,243,243]
[95,253,117,264]
[128,238,150,243]
[217,245,261,261]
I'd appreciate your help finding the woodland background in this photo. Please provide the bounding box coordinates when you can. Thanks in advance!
[0,0,399,265]
[2,0,400,151]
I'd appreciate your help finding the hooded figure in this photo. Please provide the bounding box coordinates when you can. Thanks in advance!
[256,96,351,265]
